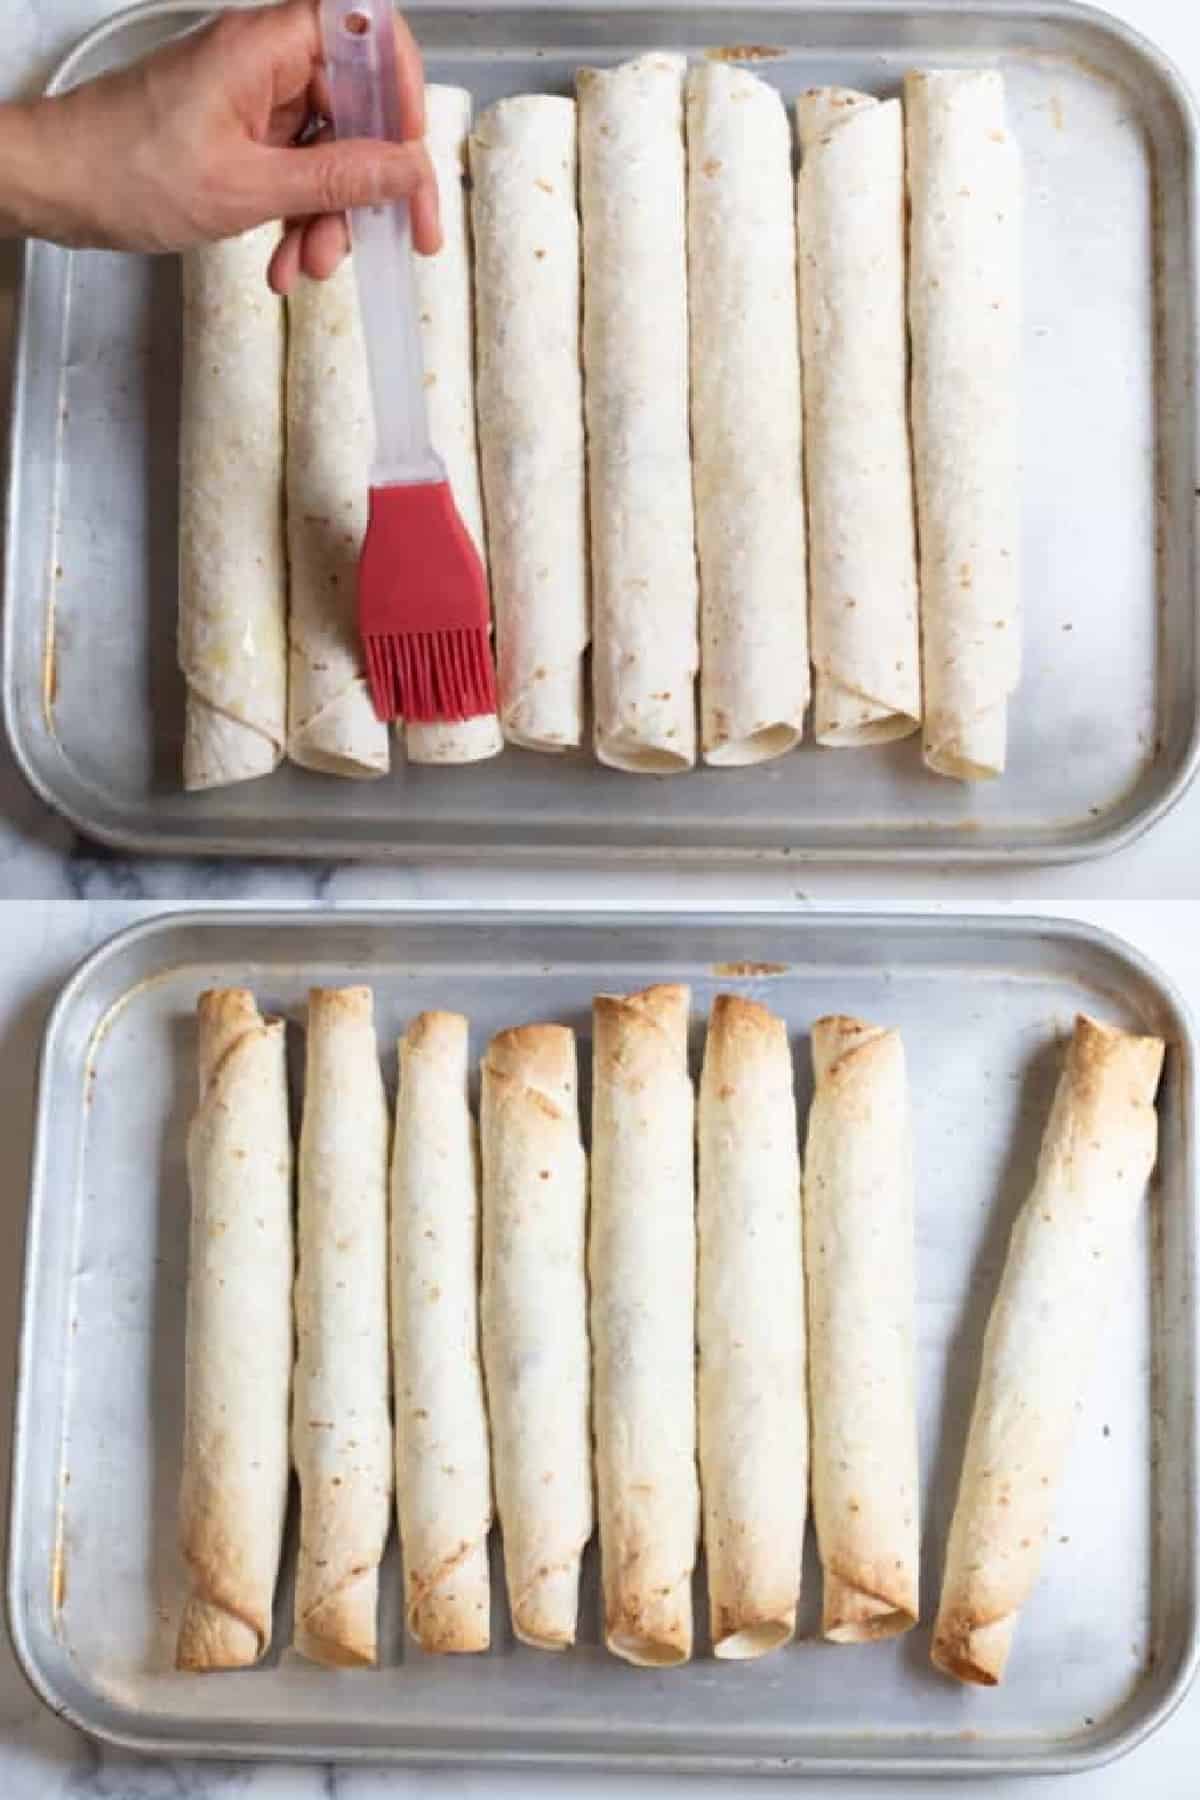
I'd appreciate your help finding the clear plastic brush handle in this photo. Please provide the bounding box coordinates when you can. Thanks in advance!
[320,0,445,487]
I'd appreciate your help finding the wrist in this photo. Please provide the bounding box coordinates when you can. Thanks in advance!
[0,97,88,245]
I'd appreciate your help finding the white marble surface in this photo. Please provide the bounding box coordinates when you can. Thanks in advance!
[0,897,1193,1800]
[1,0,1200,902]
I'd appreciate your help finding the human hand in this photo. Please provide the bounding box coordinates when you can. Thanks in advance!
[1,0,441,291]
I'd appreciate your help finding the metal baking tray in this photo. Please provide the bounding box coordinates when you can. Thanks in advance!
[4,0,1199,865]
[7,906,1197,1774]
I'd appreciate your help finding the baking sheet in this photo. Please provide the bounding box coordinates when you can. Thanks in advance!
[8,907,1198,1773]
[4,0,1198,864]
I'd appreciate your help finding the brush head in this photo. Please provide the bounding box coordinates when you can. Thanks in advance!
[358,479,498,724]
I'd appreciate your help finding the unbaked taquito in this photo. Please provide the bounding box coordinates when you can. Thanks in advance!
[797,89,921,745]
[406,86,502,767]
[285,260,390,779]
[906,69,1021,779]
[179,228,287,791]
[579,56,699,773]
[471,97,589,752]
[688,64,809,766]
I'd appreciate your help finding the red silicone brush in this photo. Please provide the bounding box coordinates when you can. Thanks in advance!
[321,0,497,725]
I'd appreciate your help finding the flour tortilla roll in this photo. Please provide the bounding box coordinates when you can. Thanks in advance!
[804,1016,919,1643]
[179,227,287,791]
[797,90,921,746]
[405,715,503,766]
[292,988,392,1667]
[933,1014,1164,1686]
[591,984,698,1665]
[406,85,502,767]
[687,64,808,766]
[177,990,292,1670]
[698,996,806,1658]
[906,69,1021,780]
[285,260,390,779]
[481,1025,592,1648]
[579,56,699,773]
[414,87,487,561]
[471,97,589,752]
[391,1011,493,1652]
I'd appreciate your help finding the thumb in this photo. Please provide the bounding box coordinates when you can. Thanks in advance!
[255,136,438,224]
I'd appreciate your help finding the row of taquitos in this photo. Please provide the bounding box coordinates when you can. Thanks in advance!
[179,54,1020,787]
[177,989,1161,1685]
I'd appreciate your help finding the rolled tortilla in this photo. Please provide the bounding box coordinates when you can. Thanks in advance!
[906,69,1021,779]
[804,1016,919,1643]
[579,56,699,773]
[292,988,392,1667]
[391,1011,492,1653]
[177,990,292,1670]
[285,259,390,779]
[698,996,806,1658]
[687,64,808,766]
[179,227,287,791]
[481,1026,592,1648]
[471,97,589,752]
[797,90,921,746]
[404,715,503,766]
[406,85,502,767]
[932,1014,1164,1686]
[590,984,698,1665]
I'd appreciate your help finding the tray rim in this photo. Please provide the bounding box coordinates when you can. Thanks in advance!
[4,0,1200,866]
[6,902,1199,1774]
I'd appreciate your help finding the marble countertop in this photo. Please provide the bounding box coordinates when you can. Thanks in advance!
[0,897,1193,1800]
[1,0,1200,904]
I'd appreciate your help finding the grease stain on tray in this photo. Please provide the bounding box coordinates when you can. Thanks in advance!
[42,602,58,725]
[51,1543,66,1616]
[712,960,790,978]
[705,43,786,62]
[51,1494,67,1620]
